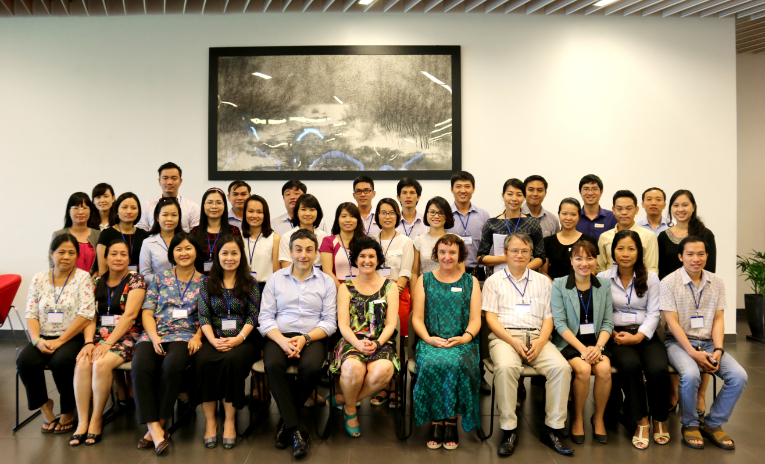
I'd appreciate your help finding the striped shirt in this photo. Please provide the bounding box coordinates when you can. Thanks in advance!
[481,268,552,329]
[660,267,726,340]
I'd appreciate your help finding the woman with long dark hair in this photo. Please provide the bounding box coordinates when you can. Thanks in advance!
[191,188,242,274]
[320,202,365,289]
[51,193,101,275]
[91,183,116,230]
[241,194,280,294]
[96,192,148,276]
[140,197,183,284]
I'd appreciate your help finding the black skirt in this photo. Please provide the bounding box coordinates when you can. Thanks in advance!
[561,333,611,361]
[194,334,263,409]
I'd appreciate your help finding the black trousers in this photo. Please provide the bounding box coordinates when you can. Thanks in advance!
[131,341,191,424]
[195,336,262,409]
[263,334,325,431]
[608,334,670,423]
[16,334,84,412]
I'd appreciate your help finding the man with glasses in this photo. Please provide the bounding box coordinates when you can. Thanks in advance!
[596,190,659,274]
[483,232,573,457]
[576,174,616,240]
[352,175,381,236]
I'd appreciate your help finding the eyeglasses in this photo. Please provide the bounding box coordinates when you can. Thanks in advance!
[70,206,89,212]
[354,189,373,195]
[507,249,531,256]
[427,210,445,217]
[581,187,601,194]
[378,211,397,217]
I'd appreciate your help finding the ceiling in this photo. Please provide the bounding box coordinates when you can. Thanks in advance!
[2,0,764,54]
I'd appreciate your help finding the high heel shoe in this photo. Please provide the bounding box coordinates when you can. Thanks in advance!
[223,437,236,450]
[443,421,459,450]
[427,423,444,449]
[343,408,361,438]
[570,431,585,444]
[204,437,217,449]
[590,416,608,444]
[85,433,102,446]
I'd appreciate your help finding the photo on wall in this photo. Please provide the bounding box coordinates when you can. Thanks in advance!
[208,45,461,181]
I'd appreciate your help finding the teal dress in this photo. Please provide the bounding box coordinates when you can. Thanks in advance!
[413,272,480,432]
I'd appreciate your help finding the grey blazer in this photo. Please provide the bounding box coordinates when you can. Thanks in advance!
[551,272,614,351]
[50,228,101,274]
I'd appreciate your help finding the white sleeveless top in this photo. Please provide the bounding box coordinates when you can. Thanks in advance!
[244,232,275,283]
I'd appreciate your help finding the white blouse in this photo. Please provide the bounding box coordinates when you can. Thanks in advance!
[244,232,276,283]
[278,227,328,267]
[413,233,441,275]
[25,268,96,337]
[375,233,414,281]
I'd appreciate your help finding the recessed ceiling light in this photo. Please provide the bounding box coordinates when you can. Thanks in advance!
[359,0,375,4]
[593,0,619,6]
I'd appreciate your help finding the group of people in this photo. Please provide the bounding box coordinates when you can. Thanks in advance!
[18,163,748,459]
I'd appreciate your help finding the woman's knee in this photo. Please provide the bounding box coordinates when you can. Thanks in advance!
[367,361,394,384]
[341,360,367,381]
[593,361,612,380]
[570,361,591,379]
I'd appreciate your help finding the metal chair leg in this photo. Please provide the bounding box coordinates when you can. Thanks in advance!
[316,374,334,439]
[14,371,41,432]
[402,371,415,440]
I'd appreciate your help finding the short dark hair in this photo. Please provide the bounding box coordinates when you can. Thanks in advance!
[167,231,203,273]
[291,194,323,228]
[289,228,319,250]
[375,198,401,229]
[64,192,95,228]
[353,175,375,191]
[101,239,130,259]
[570,239,598,259]
[242,194,275,238]
[92,183,115,200]
[281,180,307,196]
[679,235,708,255]
[523,175,548,191]
[641,187,666,202]
[331,202,365,242]
[450,171,475,188]
[578,174,603,191]
[558,197,582,214]
[50,233,80,256]
[148,197,183,236]
[90,183,115,228]
[612,190,638,207]
[431,233,468,264]
[396,177,422,197]
[158,162,182,178]
[423,196,455,229]
[502,178,525,196]
[228,180,251,194]
[110,192,142,227]
[349,236,386,270]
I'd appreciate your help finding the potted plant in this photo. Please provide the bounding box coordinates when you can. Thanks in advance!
[737,251,765,344]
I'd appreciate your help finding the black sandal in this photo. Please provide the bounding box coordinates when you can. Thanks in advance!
[370,389,391,406]
[69,434,86,447]
[85,433,102,445]
[427,423,444,449]
[444,421,459,450]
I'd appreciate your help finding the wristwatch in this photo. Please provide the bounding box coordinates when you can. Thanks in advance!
[302,334,312,346]
[596,344,605,352]
[714,347,724,355]
[373,340,381,350]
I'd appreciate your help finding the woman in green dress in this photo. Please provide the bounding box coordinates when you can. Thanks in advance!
[329,237,400,438]
[411,233,482,450]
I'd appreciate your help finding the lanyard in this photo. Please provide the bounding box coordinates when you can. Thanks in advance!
[578,287,592,323]
[457,210,471,235]
[118,224,134,257]
[365,213,375,235]
[688,282,704,315]
[504,269,529,299]
[403,219,415,237]
[206,230,221,260]
[339,235,354,272]
[624,278,635,309]
[50,268,74,310]
[247,233,262,268]
[380,232,397,261]
[158,235,169,253]
[222,288,234,319]
[503,214,520,235]
[106,273,129,315]
[174,268,196,306]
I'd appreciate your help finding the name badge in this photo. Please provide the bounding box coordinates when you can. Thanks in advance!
[127,265,138,272]
[580,323,595,335]
[203,261,213,272]
[460,235,473,245]
[690,316,705,329]
[221,319,237,330]
[345,275,357,280]
[102,315,116,326]
[594,224,605,229]
[48,312,64,323]
[314,265,322,270]
[378,267,392,277]
[451,287,462,293]
[250,271,257,280]
[515,303,531,315]
[172,309,188,319]
[622,311,637,324]
[372,298,386,304]
[388,249,403,257]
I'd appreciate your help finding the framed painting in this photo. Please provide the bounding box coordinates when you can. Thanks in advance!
[208,45,461,181]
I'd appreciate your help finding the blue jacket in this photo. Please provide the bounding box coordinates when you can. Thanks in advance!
[551,273,613,351]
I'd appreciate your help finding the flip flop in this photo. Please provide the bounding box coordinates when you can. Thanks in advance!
[54,419,76,434]
[41,416,60,434]
[681,425,705,450]
[700,425,735,450]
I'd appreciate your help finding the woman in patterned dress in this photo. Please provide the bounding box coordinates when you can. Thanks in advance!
[329,237,400,438]
[131,231,204,455]
[411,234,482,450]
[70,239,147,446]
[196,236,263,450]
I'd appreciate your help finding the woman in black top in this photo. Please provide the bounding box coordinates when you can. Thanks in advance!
[97,192,148,276]
[657,190,716,280]
[190,188,242,275]
[544,198,598,279]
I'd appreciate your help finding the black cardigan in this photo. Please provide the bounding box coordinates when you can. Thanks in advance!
[657,228,716,280]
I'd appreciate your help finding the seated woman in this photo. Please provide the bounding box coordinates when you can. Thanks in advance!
[328,237,400,437]
[320,202,365,289]
[70,240,146,446]
[241,194,280,294]
[411,234,481,450]
[51,192,101,275]
[191,188,242,274]
[140,197,183,284]
[18,234,95,434]
[551,240,613,445]
[597,230,669,449]
[197,236,263,450]
[131,231,204,455]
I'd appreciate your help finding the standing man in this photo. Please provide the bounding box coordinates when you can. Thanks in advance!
[271,180,329,236]
[395,177,429,239]
[445,171,490,280]
[226,180,251,230]
[136,162,200,232]
[637,187,669,236]
[352,175,381,236]
[596,190,659,274]
[576,174,617,240]
[521,175,561,238]
[259,229,337,458]
[483,233,573,457]
[661,236,747,451]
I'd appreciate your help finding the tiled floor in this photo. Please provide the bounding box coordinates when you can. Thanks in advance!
[2,316,764,464]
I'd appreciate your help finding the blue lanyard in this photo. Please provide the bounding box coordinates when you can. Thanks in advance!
[339,235,354,272]
[457,210,471,235]
[247,233,262,268]
[106,272,129,315]
[381,232,397,261]
[504,269,529,299]
[222,288,234,318]
[118,224,134,257]
[50,268,74,310]
[206,230,221,260]
[578,287,592,323]
[503,214,520,235]
[365,213,375,235]
[174,268,195,306]
[624,278,635,309]
[158,235,169,253]
[688,282,704,314]
[403,219,415,237]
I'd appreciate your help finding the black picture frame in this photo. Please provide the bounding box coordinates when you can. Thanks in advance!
[208,45,461,181]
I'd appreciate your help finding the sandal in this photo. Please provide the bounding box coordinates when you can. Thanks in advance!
[69,434,86,447]
[427,423,444,449]
[41,416,60,434]
[326,393,344,410]
[84,433,102,446]
[700,425,735,450]
[443,421,459,450]
[54,419,76,434]
[681,425,705,450]
[388,391,401,409]
[632,424,649,450]
[370,389,391,406]
[343,407,361,438]
[653,421,670,445]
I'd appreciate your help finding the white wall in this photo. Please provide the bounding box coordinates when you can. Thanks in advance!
[737,53,765,308]
[0,14,738,332]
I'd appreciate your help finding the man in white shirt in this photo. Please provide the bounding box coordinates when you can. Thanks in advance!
[136,162,200,232]
[270,180,329,236]
[597,190,659,275]
[395,177,429,239]
[483,232,573,457]
[227,180,251,230]
[637,187,669,236]
[353,175,380,236]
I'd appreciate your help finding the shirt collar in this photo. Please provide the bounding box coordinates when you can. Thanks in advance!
[605,267,635,289]
[637,216,668,227]
[284,263,319,283]
[504,267,530,283]
[680,267,708,290]
[402,212,423,225]
[521,204,547,218]
[565,272,601,289]
[451,202,477,216]
[580,206,607,220]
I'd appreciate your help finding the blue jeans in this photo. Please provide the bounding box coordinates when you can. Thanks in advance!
[665,336,748,427]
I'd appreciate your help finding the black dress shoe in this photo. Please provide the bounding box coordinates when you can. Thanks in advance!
[292,430,310,458]
[497,432,518,456]
[274,421,288,449]
[541,427,574,455]
[590,416,608,444]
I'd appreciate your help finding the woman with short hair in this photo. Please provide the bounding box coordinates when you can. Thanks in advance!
[92,183,116,231]
[412,196,456,282]
[51,192,101,275]
[241,194,280,294]
[97,192,148,276]
[140,197,183,284]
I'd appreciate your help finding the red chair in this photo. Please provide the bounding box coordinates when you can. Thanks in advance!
[0,274,26,345]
